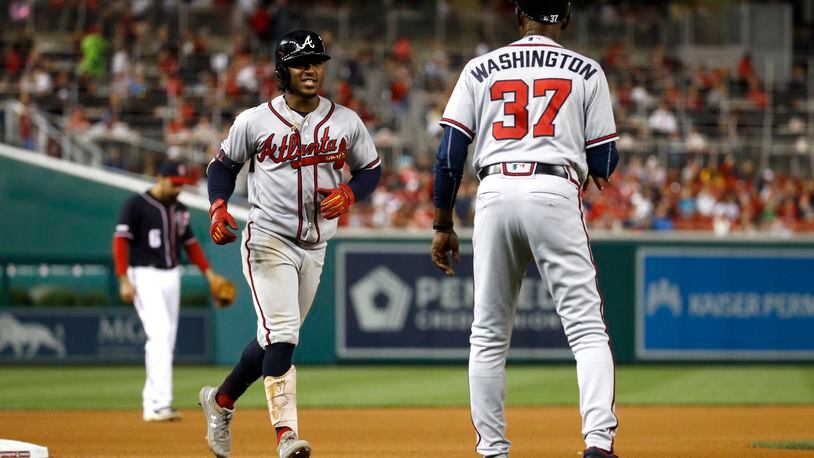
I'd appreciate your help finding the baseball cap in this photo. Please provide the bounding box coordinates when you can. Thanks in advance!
[158,160,194,185]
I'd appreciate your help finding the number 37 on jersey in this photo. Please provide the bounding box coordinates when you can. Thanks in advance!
[438,37,618,174]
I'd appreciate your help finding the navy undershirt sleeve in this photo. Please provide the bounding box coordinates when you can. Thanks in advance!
[586,141,619,180]
[433,126,471,209]
[347,166,381,202]
[207,159,238,204]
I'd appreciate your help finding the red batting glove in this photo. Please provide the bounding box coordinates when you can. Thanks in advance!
[317,183,355,220]
[209,198,238,245]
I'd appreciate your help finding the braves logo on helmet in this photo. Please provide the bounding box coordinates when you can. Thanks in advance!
[297,35,315,51]
[274,30,331,91]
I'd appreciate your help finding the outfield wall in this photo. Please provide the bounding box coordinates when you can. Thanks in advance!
[318,233,814,364]
[2,145,814,365]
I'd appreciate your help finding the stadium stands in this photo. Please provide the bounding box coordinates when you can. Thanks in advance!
[1,0,812,233]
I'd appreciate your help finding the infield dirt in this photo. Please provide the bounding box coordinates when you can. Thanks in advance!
[1,406,812,457]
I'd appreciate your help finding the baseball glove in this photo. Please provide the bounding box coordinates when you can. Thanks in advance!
[209,273,237,308]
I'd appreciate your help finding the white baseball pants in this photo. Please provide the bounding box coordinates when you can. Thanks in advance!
[469,172,617,456]
[130,266,181,414]
[240,223,325,347]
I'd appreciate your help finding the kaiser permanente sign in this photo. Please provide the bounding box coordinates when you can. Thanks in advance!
[637,248,814,360]
[335,243,571,360]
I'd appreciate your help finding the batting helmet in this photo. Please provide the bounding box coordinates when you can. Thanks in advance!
[274,30,331,91]
[511,0,571,25]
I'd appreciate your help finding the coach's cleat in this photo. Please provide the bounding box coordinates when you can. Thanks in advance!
[143,406,182,422]
[199,386,234,457]
[583,446,618,457]
[278,430,311,458]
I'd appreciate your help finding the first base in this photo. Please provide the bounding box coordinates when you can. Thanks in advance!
[0,439,48,458]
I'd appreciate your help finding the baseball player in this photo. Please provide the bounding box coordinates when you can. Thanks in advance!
[113,160,231,422]
[197,30,381,458]
[430,1,620,457]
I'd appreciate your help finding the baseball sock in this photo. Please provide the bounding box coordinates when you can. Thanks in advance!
[263,342,296,377]
[276,426,292,443]
[217,338,265,408]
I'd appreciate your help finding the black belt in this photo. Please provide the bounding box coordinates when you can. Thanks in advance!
[477,163,569,180]
[133,264,176,270]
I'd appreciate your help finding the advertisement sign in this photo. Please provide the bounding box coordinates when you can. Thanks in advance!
[636,248,814,360]
[0,308,210,363]
[336,243,571,360]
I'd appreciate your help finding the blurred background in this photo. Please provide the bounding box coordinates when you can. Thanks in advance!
[2,0,812,233]
[1,0,813,368]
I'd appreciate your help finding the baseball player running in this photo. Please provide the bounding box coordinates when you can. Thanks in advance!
[113,160,231,422]
[431,1,620,457]
[198,30,381,458]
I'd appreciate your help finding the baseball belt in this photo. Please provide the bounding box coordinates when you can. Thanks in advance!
[477,162,569,180]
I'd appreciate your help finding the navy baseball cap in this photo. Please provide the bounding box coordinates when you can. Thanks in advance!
[158,160,194,185]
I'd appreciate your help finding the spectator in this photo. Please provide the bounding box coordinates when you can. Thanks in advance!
[248,3,274,42]
[630,80,653,109]
[648,103,679,137]
[737,53,755,82]
[392,36,413,63]
[104,146,127,170]
[685,128,708,154]
[191,114,218,147]
[19,93,35,150]
[111,45,131,77]
[652,198,675,231]
[65,106,91,134]
[19,63,53,97]
[86,110,137,142]
[78,24,108,78]
[746,76,768,109]
[3,44,25,77]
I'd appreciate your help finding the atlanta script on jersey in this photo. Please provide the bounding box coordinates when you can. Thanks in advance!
[219,95,380,245]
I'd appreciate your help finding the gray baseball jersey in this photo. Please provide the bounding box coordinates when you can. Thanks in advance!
[220,95,380,245]
[440,35,617,183]
[441,35,619,456]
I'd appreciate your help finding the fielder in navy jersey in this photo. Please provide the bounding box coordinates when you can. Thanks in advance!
[198,30,381,458]
[113,160,231,422]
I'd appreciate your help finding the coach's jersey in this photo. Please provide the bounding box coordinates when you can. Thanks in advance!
[114,192,195,269]
[220,95,380,245]
[440,35,618,182]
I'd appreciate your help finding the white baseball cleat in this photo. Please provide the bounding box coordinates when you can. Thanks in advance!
[277,430,311,458]
[199,386,234,458]
[143,406,181,422]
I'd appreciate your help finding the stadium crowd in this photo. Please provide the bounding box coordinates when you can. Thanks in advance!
[2,0,812,233]
[344,154,814,236]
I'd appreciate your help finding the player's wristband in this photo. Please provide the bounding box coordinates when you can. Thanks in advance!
[433,220,454,232]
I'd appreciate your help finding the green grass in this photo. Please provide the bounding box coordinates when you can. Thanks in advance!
[752,440,814,450]
[0,365,812,410]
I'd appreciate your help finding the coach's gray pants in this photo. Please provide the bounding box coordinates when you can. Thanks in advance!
[468,173,617,456]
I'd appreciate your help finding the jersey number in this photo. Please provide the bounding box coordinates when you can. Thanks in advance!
[149,229,162,249]
[490,79,572,140]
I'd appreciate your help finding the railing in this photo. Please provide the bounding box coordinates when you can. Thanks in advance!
[2,98,209,177]
[2,99,105,166]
